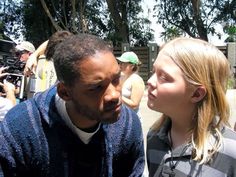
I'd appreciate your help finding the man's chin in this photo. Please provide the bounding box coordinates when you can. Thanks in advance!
[101,111,121,124]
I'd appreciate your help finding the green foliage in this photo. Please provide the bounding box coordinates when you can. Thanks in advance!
[224,25,236,42]
[0,0,154,47]
[215,0,236,23]
[128,5,154,46]
[153,0,233,41]
[105,0,153,46]
[227,75,235,89]
[21,0,53,46]
[0,21,4,39]
[160,27,183,42]
[86,0,110,37]
[0,0,22,40]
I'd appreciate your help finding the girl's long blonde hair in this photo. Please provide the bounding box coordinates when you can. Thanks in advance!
[151,37,231,164]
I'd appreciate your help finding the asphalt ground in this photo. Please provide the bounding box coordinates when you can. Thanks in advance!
[139,89,159,177]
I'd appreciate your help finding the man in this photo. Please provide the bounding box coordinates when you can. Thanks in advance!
[0,34,145,177]
[15,41,36,98]
[15,41,35,62]
[0,66,16,121]
[24,31,73,92]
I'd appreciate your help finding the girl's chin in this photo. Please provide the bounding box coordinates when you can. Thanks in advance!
[147,101,161,112]
[147,101,155,110]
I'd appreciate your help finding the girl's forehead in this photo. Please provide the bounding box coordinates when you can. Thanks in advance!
[154,54,183,73]
[154,53,174,66]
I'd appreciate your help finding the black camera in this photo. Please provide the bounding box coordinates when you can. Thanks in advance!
[0,55,26,100]
[0,56,25,74]
[0,73,25,100]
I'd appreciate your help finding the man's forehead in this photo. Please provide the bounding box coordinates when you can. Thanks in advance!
[77,54,120,82]
[80,67,120,83]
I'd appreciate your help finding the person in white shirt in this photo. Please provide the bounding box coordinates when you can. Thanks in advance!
[117,51,145,117]
[0,66,16,121]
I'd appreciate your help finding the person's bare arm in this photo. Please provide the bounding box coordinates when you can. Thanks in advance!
[24,40,49,76]
[0,80,16,106]
[122,78,145,109]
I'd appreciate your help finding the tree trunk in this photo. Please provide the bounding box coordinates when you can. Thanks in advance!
[71,0,77,33]
[78,0,88,33]
[40,0,62,31]
[106,0,129,43]
[191,0,208,41]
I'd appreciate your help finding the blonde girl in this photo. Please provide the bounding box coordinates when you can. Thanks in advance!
[146,37,236,177]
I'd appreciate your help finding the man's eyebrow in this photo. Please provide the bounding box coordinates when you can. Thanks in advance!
[85,69,121,87]
[85,81,104,90]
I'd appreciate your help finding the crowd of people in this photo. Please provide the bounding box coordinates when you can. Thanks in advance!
[0,32,236,177]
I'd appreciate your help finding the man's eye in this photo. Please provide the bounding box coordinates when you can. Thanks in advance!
[89,85,103,91]
[112,77,120,85]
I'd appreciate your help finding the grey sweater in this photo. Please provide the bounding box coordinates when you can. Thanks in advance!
[147,118,236,177]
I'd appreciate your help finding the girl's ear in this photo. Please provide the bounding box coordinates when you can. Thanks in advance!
[191,86,206,103]
[57,82,72,101]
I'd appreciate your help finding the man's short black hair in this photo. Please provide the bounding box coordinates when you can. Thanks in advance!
[45,30,73,60]
[53,33,113,86]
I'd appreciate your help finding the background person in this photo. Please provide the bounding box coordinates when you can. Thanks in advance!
[0,66,16,121]
[146,37,236,177]
[0,34,145,177]
[14,41,36,99]
[117,51,145,118]
[24,31,73,92]
[15,41,35,63]
[24,30,73,77]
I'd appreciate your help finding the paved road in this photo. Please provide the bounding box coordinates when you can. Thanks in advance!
[139,91,159,141]
[139,89,236,176]
[139,89,159,177]
[226,89,236,128]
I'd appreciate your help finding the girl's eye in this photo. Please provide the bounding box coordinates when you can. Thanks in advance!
[157,73,169,82]
[159,74,166,80]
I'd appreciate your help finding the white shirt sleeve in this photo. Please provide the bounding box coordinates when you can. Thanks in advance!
[0,97,14,121]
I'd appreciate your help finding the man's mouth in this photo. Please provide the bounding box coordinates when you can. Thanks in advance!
[104,102,122,112]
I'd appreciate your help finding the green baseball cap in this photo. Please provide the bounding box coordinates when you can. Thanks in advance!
[117,51,139,64]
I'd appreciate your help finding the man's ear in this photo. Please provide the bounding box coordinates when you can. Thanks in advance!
[57,82,72,101]
[191,86,206,103]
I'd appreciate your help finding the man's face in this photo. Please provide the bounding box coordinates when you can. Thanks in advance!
[16,50,30,62]
[62,51,122,126]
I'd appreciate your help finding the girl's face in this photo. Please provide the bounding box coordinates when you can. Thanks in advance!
[147,52,193,117]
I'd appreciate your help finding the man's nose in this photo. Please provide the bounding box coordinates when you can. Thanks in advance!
[104,83,121,102]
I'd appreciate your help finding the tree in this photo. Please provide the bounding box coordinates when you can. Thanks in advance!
[0,0,153,46]
[224,25,236,42]
[216,0,236,23]
[105,0,153,46]
[153,0,230,41]
[0,0,22,40]
[216,0,236,42]
[25,0,154,46]
[21,0,53,46]
[38,0,153,46]
[160,27,183,42]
